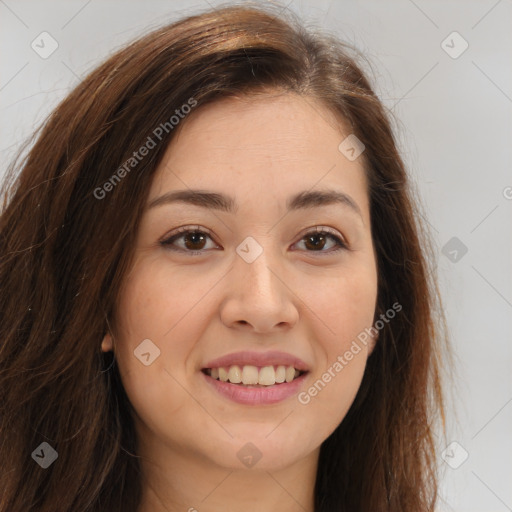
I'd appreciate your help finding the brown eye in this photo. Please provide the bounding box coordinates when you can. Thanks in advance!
[294,228,347,254]
[161,228,218,254]
[181,231,208,251]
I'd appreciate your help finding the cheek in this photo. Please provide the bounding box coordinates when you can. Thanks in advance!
[303,261,378,344]
[112,260,208,417]
[297,279,375,431]
[294,263,376,428]
[115,257,197,341]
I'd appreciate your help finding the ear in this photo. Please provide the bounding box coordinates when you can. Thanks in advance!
[101,332,114,352]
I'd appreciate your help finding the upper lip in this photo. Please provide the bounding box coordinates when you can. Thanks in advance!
[203,351,310,372]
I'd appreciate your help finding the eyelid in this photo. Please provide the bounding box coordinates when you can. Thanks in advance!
[160,225,214,241]
[296,225,347,244]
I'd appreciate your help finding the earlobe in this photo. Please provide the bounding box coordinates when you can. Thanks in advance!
[101,333,114,352]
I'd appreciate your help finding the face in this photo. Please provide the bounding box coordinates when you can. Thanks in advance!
[103,92,378,472]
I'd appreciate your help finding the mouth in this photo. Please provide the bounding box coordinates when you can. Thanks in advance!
[201,365,308,387]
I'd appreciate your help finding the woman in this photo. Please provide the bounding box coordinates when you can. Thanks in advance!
[0,4,449,511]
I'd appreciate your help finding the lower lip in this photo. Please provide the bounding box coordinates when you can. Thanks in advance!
[201,371,309,405]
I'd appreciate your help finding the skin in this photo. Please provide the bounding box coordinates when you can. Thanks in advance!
[102,91,379,512]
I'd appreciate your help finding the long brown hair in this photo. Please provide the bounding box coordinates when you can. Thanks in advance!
[0,3,449,511]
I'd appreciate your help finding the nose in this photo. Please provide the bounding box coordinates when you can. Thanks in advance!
[219,243,299,334]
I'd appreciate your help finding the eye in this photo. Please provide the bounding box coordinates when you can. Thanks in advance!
[292,226,348,254]
[160,226,218,254]
[160,226,348,255]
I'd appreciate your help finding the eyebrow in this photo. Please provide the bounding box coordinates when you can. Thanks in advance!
[147,188,363,219]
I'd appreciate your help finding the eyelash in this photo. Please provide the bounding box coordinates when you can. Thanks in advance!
[160,225,348,256]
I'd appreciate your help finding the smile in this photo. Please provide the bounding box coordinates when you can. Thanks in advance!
[202,364,307,386]
[201,365,310,406]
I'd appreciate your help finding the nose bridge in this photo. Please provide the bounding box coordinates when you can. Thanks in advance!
[235,235,281,299]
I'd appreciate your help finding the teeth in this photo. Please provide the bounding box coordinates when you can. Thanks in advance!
[207,364,303,386]
[241,365,259,385]
[285,366,295,383]
[259,366,275,386]
[275,365,286,383]
[228,365,242,384]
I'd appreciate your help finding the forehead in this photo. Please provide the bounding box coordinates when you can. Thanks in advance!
[148,93,369,216]
[165,92,349,163]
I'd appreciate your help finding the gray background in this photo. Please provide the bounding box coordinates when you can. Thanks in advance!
[1,1,511,510]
